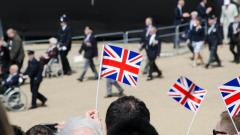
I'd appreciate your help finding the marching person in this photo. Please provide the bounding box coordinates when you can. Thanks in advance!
[58,14,72,75]
[145,27,162,81]
[205,16,223,69]
[140,17,154,75]
[105,79,125,98]
[6,28,25,71]
[78,26,98,82]
[188,17,205,67]
[228,15,240,63]
[220,0,238,44]
[23,50,47,109]
[0,38,10,78]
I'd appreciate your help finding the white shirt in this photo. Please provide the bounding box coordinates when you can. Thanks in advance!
[149,34,157,45]
[233,22,239,34]
[208,23,216,34]
[84,34,91,42]
[62,25,67,31]
[146,25,153,37]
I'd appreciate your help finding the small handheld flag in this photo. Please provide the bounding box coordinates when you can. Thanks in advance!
[100,43,143,87]
[219,77,240,117]
[168,76,207,112]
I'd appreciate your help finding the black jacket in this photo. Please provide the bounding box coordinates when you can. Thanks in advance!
[146,34,161,60]
[228,22,240,43]
[8,35,25,64]
[0,45,10,65]
[140,26,154,51]
[196,4,208,20]
[174,6,185,25]
[58,25,72,52]
[207,23,223,45]
[24,58,43,83]
[79,34,98,59]
[189,26,205,42]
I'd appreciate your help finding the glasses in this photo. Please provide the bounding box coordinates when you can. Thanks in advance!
[213,129,227,135]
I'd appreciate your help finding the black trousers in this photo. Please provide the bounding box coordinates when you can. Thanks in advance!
[148,59,162,78]
[229,42,240,62]
[60,51,72,74]
[207,44,221,66]
[30,80,47,107]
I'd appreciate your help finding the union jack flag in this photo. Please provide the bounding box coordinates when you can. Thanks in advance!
[219,77,240,117]
[168,77,207,112]
[100,44,143,87]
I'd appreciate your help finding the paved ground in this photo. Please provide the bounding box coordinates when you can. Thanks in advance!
[7,42,240,135]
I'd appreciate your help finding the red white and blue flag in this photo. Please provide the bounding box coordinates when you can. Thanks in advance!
[168,77,207,112]
[219,77,240,117]
[100,44,143,87]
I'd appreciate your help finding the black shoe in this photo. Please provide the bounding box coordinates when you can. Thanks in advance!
[147,76,153,81]
[29,106,37,110]
[77,78,83,82]
[104,95,113,98]
[41,99,47,106]
[66,71,72,76]
[205,64,209,69]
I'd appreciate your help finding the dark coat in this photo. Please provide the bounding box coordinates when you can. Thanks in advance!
[0,45,10,65]
[58,26,72,52]
[207,23,224,46]
[146,35,161,60]
[3,74,20,88]
[189,26,205,42]
[79,34,98,59]
[228,22,240,43]
[24,58,43,83]
[140,26,154,51]
[196,4,208,20]
[8,35,25,64]
[174,6,184,25]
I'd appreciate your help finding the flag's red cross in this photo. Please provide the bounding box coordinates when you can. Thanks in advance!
[101,49,140,82]
[173,83,201,105]
[220,88,240,116]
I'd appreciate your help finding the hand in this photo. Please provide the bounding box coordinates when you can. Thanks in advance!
[183,13,190,18]
[186,39,190,45]
[86,109,99,122]
[55,121,65,132]
[22,75,28,79]
[206,7,212,14]
[86,42,92,47]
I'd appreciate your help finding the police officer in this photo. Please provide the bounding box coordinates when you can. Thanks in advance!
[140,17,154,75]
[145,27,162,81]
[205,16,223,69]
[78,26,98,82]
[23,50,47,109]
[228,15,240,63]
[58,14,72,75]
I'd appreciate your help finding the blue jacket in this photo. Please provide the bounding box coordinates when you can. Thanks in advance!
[24,58,43,83]
[3,74,20,88]
[189,26,205,42]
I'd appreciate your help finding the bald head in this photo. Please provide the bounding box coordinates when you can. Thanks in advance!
[9,65,18,75]
[6,28,17,39]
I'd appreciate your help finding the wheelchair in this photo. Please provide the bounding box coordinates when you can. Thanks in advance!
[0,78,28,112]
[43,57,63,78]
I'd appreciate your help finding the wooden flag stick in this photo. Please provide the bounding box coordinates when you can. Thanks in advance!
[186,112,197,135]
[95,44,105,110]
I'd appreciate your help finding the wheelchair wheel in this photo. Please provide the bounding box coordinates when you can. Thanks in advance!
[5,88,28,112]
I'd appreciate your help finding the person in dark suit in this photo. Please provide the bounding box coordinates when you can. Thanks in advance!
[23,50,47,109]
[58,14,72,75]
[0,65,20,94]
[78,26,98,82]
[205,16,223,69]
[6,28,25,71]
[0,38,10,78]
[196,0,213,20]
[228,15,240,63]
[145,27,162,81]
[139,17,154,75]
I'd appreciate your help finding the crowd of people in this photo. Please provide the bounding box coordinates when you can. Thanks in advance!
[175,0,240,68]
[1,96,240,135]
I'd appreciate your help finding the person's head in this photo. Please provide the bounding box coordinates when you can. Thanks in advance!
[105,96,150,131]
[191,11,198,20]
[215,111,240,135]
[150,27,158,35]
[9,65,19,75]
[49,37,58,47]
[27,50,35,60]
[208,15,217,25]
[26,125,55,135]
[178,0,185,7]
[6,28,17,39]
[0,102,14,135]
[201,0,208,4]
[108,118,158,135]
[57,117,102,135]
[60,14,68,27]
[84,26,93,35]
[145,17,153,26]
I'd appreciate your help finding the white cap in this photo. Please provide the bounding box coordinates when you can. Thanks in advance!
[49,37,58,45]
[224,0,231,5]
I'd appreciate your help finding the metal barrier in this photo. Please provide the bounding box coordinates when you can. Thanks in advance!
[23,23,189,47]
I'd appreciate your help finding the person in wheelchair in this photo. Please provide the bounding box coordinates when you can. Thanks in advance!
[0,65,20,95]
[40,37,59,65]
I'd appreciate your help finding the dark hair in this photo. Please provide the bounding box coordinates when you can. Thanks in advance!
[12,125,25,135]
[26,125,55,135]
[105,96,150,130]
[108,118,158,135]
